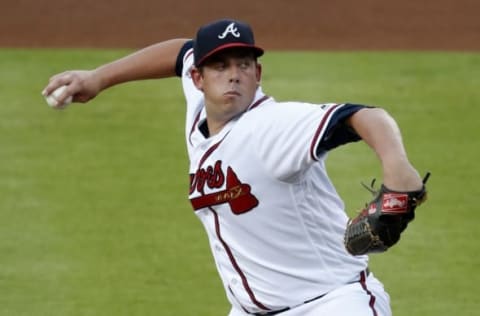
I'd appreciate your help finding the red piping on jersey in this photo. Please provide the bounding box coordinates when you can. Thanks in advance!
[192,134,270,312]
[189,110,202,146]
[248,95,270,111]
[360,270,378,316]
[188,95,270,147]
[309,104,341,161]
[197,133,229,168]
[184,49,194,64]
[210,208,271,312]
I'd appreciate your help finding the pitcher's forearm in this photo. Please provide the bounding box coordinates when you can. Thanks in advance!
[348,107,422,190]
[95,38,190,90]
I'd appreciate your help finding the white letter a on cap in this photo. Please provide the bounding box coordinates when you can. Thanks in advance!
[218,22,241,39]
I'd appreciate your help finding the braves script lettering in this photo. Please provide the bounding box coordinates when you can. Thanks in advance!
[189,161,258,214]
[189,160,224,195]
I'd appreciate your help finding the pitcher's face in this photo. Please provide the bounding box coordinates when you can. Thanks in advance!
[192,48,262,124]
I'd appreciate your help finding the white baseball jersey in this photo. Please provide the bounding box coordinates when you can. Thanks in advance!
[176,44,370,314]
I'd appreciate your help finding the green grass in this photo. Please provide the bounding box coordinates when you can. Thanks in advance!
[1,49,479,316]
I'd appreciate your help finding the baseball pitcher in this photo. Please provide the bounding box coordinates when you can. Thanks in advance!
[43,19,429,316]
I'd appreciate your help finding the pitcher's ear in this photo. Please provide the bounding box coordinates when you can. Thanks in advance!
[256,62,262,85]
[190,67,204,91]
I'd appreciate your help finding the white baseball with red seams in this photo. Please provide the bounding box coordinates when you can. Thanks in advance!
[179,48,391,315]
[45,85,72,108]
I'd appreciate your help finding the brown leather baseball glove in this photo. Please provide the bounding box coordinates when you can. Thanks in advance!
[344,173,430,256]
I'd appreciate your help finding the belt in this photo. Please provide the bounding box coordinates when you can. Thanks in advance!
[251,268,370,316]
[252,307,290,316]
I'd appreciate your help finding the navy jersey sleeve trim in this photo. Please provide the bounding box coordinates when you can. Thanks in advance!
[175,40,194,77]
[316,103,373,155]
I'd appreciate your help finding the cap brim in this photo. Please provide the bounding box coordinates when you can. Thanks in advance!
[195,43,264,66]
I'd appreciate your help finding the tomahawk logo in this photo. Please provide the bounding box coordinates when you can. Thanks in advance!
[189,161,258,214]
[218,22,241,39]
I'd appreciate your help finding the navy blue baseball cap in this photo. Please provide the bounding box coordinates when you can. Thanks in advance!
[193,19,264,67]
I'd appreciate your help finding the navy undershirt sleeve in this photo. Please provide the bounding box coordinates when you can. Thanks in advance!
[175,40,194,77]
[316,103,373,155]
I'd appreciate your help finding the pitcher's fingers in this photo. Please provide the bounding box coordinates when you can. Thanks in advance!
[56,85,75,105]
[42,72,75,96]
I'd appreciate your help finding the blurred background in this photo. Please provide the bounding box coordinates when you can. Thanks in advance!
[1,1,479,316]
[1,0,479,50]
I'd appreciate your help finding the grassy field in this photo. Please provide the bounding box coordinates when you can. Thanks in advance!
[1,49,479,316]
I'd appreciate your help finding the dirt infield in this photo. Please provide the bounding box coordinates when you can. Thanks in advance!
[1,0,479,50]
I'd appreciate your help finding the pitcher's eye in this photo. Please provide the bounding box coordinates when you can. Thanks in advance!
[212,62,226,71]
[239,60,251,69]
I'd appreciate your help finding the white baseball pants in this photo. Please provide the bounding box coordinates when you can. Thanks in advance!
[228,272,391,316]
